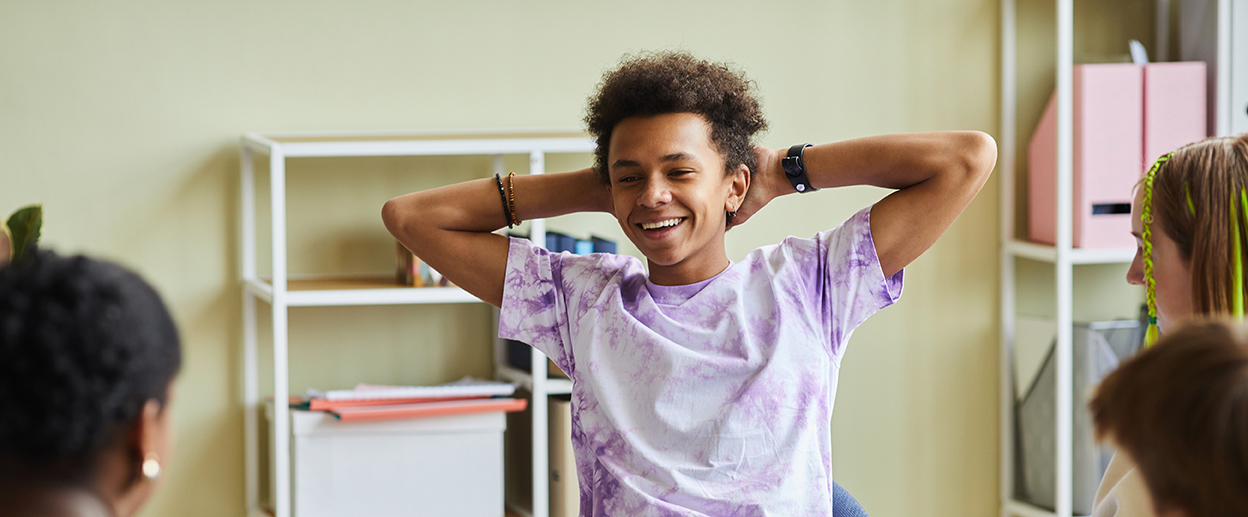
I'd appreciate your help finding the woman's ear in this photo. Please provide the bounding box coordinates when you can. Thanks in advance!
[726,163,750,212]
[134,399,171,476]
[113,386,175,517]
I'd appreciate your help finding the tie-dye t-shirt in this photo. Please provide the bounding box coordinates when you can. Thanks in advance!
[499,206,903,516]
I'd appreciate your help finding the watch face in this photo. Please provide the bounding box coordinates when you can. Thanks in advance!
[783,157,801,176]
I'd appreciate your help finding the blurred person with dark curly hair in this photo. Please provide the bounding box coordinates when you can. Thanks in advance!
[1090,319,1248,517]
[0,250,181,517]
[383,51,995,515]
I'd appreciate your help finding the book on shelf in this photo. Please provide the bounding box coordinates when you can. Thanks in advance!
[290,378,524,423]
[316,379,517,401]
[306,396,486,411]
[395,241,455,287]
[543,232,618,256]
[506,230,618,256]
[331,397,527,423]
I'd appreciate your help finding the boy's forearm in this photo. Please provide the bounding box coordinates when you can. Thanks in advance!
[387,167,610,235]
[510,168,613,222]
[760,131,995,197]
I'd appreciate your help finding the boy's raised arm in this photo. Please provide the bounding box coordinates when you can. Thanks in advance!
[735,131,996,277]
[381,167,612,307]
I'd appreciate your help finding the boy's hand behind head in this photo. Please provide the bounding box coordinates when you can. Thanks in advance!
[728,146,784,229]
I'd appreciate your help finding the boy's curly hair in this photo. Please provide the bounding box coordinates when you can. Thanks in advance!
[585,51,768,184]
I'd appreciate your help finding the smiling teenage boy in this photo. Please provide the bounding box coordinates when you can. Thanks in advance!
[382,52,995,516]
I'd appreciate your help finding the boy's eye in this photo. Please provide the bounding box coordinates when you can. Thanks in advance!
[669,169,693,176]
[617,176,640,183]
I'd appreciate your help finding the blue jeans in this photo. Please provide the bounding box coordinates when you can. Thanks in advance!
[832,481,869,517]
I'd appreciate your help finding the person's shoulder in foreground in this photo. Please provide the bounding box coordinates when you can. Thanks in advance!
[0,250,182,517]
[1090,318,1248,517]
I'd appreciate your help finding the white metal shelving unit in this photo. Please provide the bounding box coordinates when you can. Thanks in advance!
[239,129,595,517]
[998,3,1139,517]
[1000,2,1242,516]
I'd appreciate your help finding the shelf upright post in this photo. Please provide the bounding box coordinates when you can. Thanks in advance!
[528,149,550,517]
[1216,0,1233,136]
[240,143,260,515]
[999,0,1018,514]
[1054,0,1076,515]
[270,148,292,517]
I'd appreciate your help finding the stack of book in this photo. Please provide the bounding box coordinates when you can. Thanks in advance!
[543,232,617,255]
[293,378,526,423]
[395,241,455,287]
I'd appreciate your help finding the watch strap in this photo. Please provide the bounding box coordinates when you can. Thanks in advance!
[781,143,818,193]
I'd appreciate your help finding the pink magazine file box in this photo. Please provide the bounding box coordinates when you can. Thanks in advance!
[1030,64,1142,249]
[1143,62,1206,166]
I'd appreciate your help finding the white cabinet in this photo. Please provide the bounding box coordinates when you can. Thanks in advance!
[240,129,595,517]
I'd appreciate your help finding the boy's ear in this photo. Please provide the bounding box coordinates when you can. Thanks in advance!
[726,163,750,210]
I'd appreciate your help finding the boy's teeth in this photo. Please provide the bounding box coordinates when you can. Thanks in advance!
[641,218,683,230]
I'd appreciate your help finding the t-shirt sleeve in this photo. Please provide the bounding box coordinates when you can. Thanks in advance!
[497,237,574,372]
[816,205,904,361]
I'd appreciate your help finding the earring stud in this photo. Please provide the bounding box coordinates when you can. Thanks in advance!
[142,453,162,480]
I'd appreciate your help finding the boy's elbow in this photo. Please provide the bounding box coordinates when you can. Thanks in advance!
[382,197,416,241]
[959,131,997,182]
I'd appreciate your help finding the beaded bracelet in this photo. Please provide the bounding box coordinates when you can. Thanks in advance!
[506,172,521,227]
[494,173,514,229]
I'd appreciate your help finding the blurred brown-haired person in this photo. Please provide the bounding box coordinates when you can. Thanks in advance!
[1089,319,1248,517]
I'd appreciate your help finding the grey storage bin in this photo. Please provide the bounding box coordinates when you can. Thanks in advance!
[1014,319,1143,514]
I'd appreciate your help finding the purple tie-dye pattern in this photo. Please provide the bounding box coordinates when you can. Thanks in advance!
[498,206,902,516]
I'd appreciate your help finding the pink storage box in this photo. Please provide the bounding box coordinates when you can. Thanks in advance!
[1029,62,1205,249]
[1144,62,1207,163]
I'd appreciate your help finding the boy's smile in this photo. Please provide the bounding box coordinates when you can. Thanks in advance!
[606,113,747,286]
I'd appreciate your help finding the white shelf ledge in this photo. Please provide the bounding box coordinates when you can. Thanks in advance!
[243,275,484,306]
[241,128,595,158]
[497,365,573,395]
[1006,239,1136,265]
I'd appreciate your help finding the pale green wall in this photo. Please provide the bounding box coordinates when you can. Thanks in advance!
[0,1,1145,516]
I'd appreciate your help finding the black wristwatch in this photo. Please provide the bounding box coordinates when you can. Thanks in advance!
[782,143,818,193]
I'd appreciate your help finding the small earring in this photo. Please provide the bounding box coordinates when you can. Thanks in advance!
[727,211,737,219]
[142,453,162,480]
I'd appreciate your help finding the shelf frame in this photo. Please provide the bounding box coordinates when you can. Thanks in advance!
[240,129,595,517]
[244,276,483,306]
[1005,240,1136,265]
[998,1,1134,516]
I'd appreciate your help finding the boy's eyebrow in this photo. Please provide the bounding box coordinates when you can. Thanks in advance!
[611,153,696,169]
[660,152,694,162]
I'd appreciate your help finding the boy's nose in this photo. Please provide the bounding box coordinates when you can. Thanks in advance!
[639,178,673,208]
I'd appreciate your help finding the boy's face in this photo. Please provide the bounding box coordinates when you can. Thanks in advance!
[606,113,746,282]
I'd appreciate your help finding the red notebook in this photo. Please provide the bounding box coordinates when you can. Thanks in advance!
[331,397,528,423]
[309,395,486,411]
